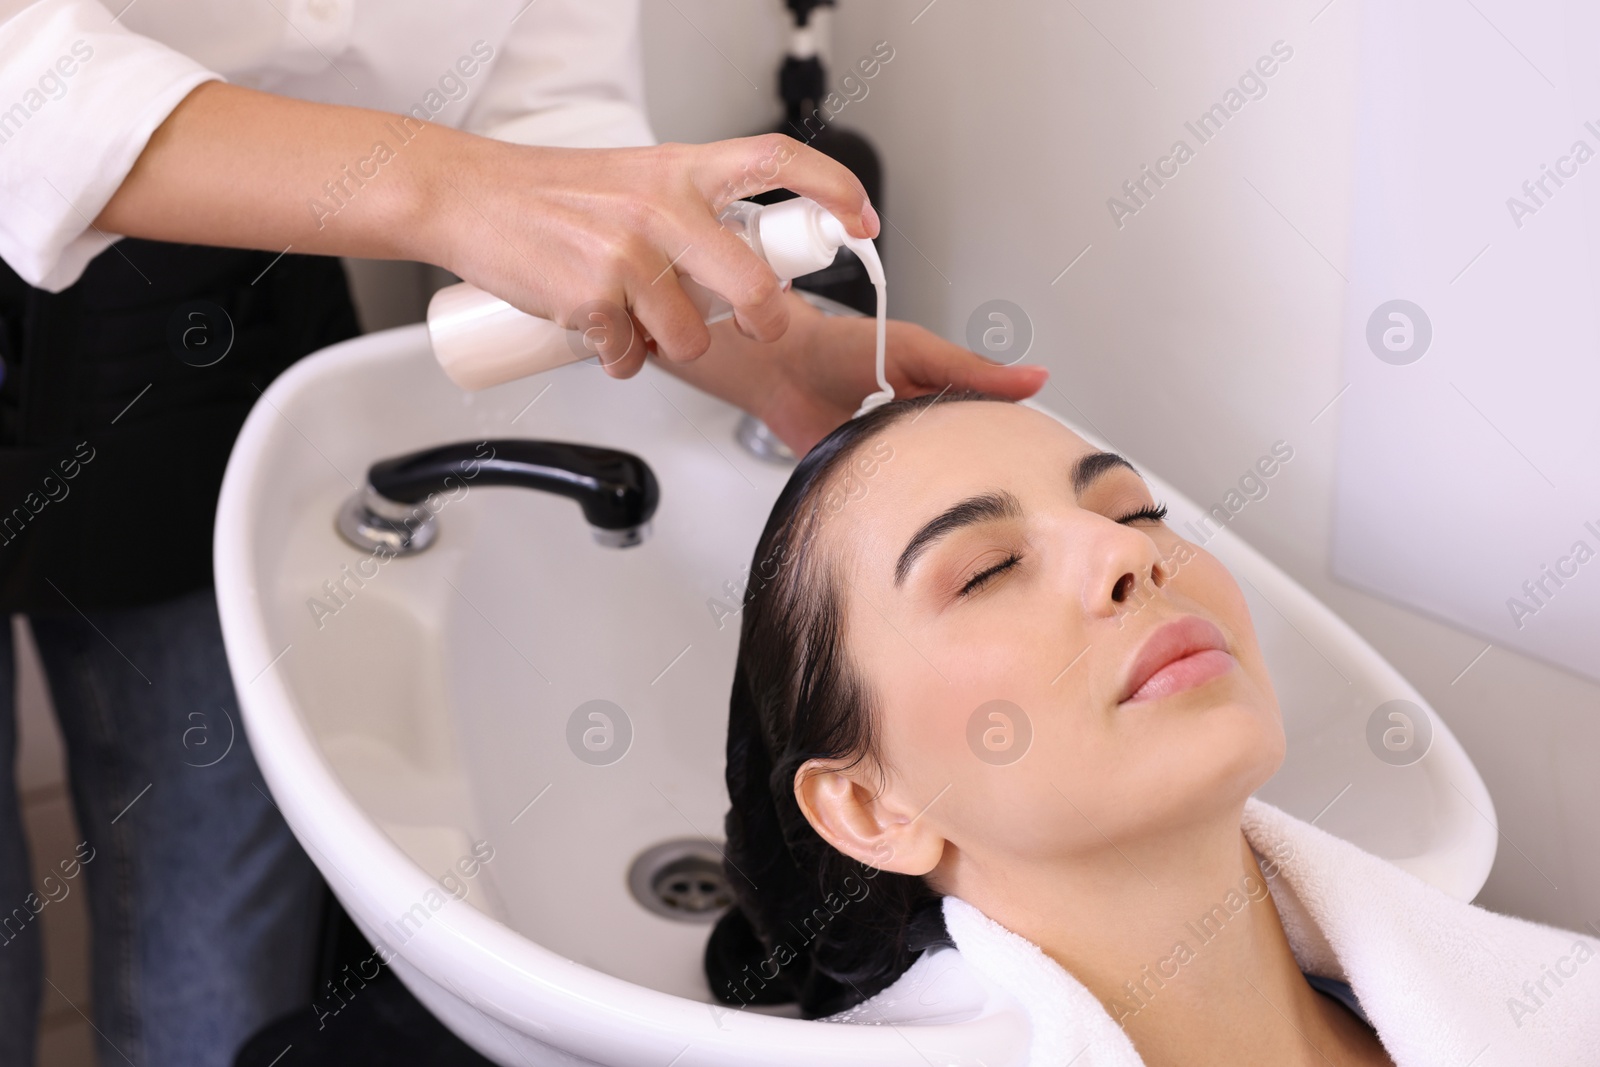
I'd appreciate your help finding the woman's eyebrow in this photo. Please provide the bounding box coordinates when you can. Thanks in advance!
[894,491,1021,585]
[890,453,1137,587]
[1073,450,1138,494]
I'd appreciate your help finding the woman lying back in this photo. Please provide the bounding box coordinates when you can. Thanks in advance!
[706,393,1598,1067]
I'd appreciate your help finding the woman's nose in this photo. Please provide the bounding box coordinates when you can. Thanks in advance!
[1083,522,1170,619]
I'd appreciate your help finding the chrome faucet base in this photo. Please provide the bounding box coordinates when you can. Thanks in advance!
[734,414,796,464]
[336,485,438,557]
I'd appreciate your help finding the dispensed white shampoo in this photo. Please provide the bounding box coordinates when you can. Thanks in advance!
[426,197,890,415]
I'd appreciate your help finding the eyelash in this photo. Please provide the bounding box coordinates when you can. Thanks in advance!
[958,554,1020,597]
[1118,502,1169,525]
[956,501,1169,598]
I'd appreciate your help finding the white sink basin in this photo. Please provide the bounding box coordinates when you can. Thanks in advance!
[215,320,1496,1066]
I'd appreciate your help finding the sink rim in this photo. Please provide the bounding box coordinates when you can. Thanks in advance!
[214,323,1029,1064]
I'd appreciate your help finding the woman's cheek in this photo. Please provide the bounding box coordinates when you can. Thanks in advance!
[1183,546,1273,686]
[1172,543,1240,611]
[1209,559,1258,641]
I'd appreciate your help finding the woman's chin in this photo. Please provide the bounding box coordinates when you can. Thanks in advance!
[1200,697,1288,795]
[1121,691,1285,795]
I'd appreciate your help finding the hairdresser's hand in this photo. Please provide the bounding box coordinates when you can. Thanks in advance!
[654,290,1050,453]
[94,82,874,363]
[432,134,879,369]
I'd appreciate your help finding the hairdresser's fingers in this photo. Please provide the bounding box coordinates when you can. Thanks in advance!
[565,299,646,379]
[671,229,789,344]
[627,263,714,363]
[729,295,791,344]
[691,134,878,240]
[919,357,1050,400]
[600,312,651,379]
[890,325,1050,399]
[671,215,790,344]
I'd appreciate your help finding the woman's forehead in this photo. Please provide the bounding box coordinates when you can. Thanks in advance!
[817,402,1097,552]
[873,402,1092,487]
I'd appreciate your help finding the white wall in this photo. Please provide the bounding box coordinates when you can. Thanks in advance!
[640,0,1600,933]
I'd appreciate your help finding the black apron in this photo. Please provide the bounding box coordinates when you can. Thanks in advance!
[0,239,361,615]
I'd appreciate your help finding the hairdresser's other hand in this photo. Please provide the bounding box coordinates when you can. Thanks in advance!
[433,134,878,373]
[654,290,1049,454]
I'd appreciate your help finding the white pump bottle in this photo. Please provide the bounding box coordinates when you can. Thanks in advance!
[427,197,888,402]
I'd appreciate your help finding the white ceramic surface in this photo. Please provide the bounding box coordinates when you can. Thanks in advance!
[215,320,1497,1066]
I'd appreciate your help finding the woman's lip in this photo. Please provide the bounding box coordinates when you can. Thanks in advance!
[1118,616,1233,705]
[1122,648,1235,705]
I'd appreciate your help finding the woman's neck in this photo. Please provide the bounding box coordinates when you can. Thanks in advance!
[939,807,1385,1066]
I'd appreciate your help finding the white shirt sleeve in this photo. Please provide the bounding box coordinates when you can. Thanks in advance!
[462,0,656,150]
[0,0,222,292]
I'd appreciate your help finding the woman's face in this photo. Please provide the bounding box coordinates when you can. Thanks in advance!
[807,401,1285,881]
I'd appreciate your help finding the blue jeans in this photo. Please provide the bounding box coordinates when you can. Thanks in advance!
[0,585,323,1066]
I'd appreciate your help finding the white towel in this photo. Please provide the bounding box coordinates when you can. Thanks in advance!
[837,797,1600,1066]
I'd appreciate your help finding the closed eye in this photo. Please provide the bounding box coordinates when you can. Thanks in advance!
[1118,502,1168,525]
[956,502,1165,598]
[959,553,1020,597]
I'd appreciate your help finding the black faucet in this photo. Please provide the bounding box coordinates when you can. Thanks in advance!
[337,439,659,555]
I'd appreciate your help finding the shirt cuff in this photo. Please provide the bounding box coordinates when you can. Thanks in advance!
[0,0,224,291]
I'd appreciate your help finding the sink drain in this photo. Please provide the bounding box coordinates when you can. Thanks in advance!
[627,839,733,923]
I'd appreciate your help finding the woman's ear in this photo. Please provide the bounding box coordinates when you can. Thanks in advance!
[793,758,945,877]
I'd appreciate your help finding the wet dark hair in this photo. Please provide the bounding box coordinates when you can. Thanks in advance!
[705,391,1003,1018]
